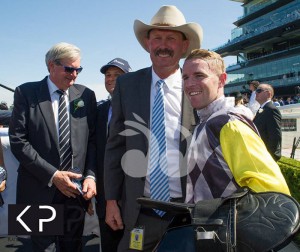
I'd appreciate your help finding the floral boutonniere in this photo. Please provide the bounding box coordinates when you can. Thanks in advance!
[258,108,264,113]
[74,98,85,112]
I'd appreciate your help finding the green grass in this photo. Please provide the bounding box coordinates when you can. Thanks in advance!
[278,156,300,247]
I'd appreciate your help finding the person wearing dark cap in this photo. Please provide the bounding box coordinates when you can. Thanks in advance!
[96,57,131,252]
[0,110,10,197]
[104,5,202,251]
[0,110,12,127]
[248,80,260,115]
[98,58,132,101]
[0,140,6,193]
[0,102,8,110]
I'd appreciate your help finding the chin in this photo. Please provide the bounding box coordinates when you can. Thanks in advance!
[67,81,75,87]
[190,102,199,110]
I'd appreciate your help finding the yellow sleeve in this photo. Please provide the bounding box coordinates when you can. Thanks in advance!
[220,120,290,195]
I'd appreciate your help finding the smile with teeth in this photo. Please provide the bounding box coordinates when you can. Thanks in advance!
[159,54,170,57]
[189,91,202,96]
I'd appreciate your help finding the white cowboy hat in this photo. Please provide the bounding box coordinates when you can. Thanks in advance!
[133,5,203,58]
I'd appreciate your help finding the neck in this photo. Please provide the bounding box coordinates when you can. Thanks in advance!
[152,65,180,79]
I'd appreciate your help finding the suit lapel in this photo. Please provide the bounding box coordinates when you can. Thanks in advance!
[38,78,59,150]
[138,69,152,151]
[69,84,81,104]
[103,100,111,137]
[69,85,81,151]
[139,68,152,126]
[255,101,272,120]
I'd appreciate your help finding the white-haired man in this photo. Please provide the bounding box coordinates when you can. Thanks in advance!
[9,42,97,252]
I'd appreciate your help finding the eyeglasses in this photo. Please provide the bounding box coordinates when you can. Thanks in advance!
[55,61,83,74]
[256,88,269,94]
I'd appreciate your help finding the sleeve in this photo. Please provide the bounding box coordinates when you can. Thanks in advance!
[220,120,290,195]
[83,89,97,178]
[264,108,282,160]
[9,86,57,185]
[103,80,125,200]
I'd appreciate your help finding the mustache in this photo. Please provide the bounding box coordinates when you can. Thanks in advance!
[155,48,174,57]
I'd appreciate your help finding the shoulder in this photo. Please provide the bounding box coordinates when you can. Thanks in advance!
[17,77,47,92]
[97,99,110,108]
[232,106,254,120]
[264,102,281,114]
[117,67,151,83]
[73,83,94,94]
[113,67,152,97]
[206,112,231,135]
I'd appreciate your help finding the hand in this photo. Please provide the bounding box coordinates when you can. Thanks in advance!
[105,200,124,230]
[0,180,6,192]
[52,171,82,198]
[86,200,94,216]
[82,177,96,200]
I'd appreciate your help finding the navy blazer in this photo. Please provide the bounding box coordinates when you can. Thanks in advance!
[9,77,97,204]
[104,67,197,230]
[95,99,111,219]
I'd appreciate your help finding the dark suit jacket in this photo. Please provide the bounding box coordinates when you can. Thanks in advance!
[95,99,111,219]
[104,67,196,230]
[9,77,97,204]
[253,101,282,161]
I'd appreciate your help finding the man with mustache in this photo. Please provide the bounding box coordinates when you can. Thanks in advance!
[104,5,203,251]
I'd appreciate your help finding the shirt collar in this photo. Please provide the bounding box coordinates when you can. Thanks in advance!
[197,96,234,123]
[47,76,69,96]
[260,99,271,108]
[151,68,182,90]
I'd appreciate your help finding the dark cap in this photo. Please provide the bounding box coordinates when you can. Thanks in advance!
[100,58,132,74]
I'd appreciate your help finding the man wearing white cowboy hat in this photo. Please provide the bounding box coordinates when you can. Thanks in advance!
[104,5,203,251]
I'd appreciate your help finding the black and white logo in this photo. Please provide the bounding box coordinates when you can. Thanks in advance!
[8,204,64,235]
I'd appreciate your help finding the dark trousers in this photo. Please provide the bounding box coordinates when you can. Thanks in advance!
[31,191,86,252]
[99,217,123,252]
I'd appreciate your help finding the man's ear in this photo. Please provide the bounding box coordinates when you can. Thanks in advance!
[48,60,55,74]
[182,40,190,55]
[219,73,227,88]
[144,37,150,51]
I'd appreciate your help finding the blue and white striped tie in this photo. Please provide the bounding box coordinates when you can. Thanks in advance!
[149,80,170,217]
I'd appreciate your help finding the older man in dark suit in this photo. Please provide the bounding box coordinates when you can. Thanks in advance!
[253,83,282,161]
[104,5,203,251]
[9,42,97,252]
[96,57,132,252]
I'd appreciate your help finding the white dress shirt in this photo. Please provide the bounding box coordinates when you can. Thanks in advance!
[47,77,96,184]
[144,68,183,198]
[47,77,70,139]
[248,91,260,115]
